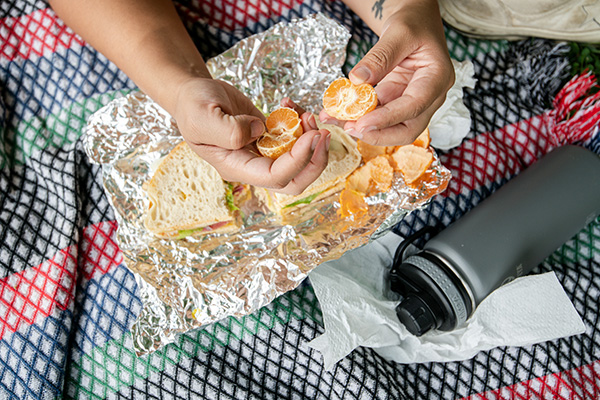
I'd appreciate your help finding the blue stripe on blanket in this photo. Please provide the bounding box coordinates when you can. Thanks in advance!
[1,46,133,124]
[0,0,46,19]
[0,312,70,399]
[70,264,142,356]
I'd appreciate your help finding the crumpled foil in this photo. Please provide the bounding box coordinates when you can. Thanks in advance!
[84,13,451,356]
[205,13,349,115]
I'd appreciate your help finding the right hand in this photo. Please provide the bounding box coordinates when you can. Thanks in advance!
[320,0,454,146]
[173,77,331,195]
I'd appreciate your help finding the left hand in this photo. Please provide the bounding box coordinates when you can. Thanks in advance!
[174,78,331,195]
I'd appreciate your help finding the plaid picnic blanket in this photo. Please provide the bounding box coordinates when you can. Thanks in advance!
[1,0,599,399]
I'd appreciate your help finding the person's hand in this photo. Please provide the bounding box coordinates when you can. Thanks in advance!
[174,77,331,195]
[320,0,454,146]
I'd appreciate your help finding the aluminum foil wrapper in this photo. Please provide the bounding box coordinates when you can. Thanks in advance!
[84,14,452,356]
[205,13,349,115]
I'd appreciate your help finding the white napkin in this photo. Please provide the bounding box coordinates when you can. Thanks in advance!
[307,232,586,370]
[429,59,477,150]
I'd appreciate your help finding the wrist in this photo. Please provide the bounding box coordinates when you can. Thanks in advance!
[138,65,211,119]
[134,36,212,116]
[373,0,441,35]
[119,19,212,115]
[166,74,214,125]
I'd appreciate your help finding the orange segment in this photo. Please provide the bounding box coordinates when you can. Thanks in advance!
[257,107,304,159]
[322,77,377,121]
[412,127,431,148]
[390,145,434,185]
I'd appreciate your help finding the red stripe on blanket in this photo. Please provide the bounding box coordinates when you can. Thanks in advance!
[0,8,84,62]
[463,359,600,400]
[0,221,121,340]
[440,73,600,198]
[0,246,76,340]
[441,120,540,197]
[177,0,304,31]
[79,220,123,282]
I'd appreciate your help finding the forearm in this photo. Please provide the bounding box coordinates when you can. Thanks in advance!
[341,0,442,36]
[49,0,209,115]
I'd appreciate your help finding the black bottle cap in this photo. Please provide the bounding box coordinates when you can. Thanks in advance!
[390,251,473,335]
[395,295,436,336]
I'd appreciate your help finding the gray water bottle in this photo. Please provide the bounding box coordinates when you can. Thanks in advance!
[390,145,600,336]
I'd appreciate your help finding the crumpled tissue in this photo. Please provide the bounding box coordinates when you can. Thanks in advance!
[307,232,586,370]
[429,59,477,150]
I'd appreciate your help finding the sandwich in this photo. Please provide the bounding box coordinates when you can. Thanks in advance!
[143,141,247,239]
[255,122,362,216]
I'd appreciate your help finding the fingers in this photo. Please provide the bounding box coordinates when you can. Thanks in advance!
[280,97,306,114]
[190,128,331,195]
[196,105,265,150]
[300,110,318,133]
[344,98,443,146]
[178,79,267,150]
[352,56,452,143]
[348,86,445,136]
[348,24,413,87]
[271,129,331,195]
[318,109,345,127]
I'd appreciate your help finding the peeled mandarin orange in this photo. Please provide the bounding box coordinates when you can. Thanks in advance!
[265,107,303,137]
[256,134,297,160]
[257,107,304,159]
[390,145,434,185]
[412,127,431,148]
[322,77,377,121]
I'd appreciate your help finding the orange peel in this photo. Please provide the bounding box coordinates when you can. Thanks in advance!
[257,107,304,159]
[390,145,434,185]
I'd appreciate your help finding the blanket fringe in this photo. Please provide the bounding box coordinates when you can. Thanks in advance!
[549,71,600,146]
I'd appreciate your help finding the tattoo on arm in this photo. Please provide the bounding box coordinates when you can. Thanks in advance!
[372,0,386,19]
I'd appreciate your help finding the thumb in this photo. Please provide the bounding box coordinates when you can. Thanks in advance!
[187,103,265,150]
[209,112,265,150]
[199,79,267,149]
[348,28,407,86]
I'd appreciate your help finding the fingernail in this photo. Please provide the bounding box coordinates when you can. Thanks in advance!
[346,128,363,139]
[326,133,331,151]
[308,113,318,130]
[350,67,370,84]
[251,120,265,138]
[311,134,321,150]
[359,126,378,134]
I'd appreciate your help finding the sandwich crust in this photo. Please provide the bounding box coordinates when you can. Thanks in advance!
[143,141,234,238]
